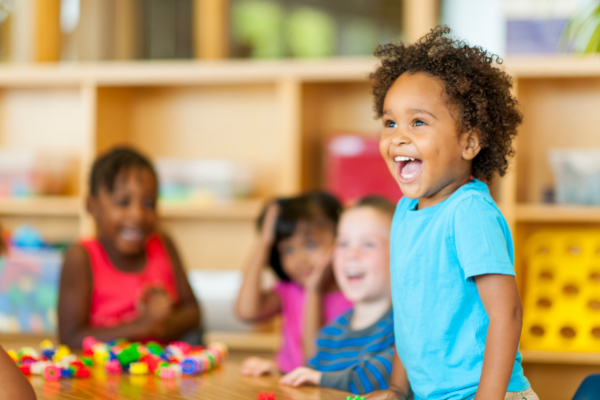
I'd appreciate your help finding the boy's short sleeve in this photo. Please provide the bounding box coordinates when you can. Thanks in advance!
[454,195,516,280]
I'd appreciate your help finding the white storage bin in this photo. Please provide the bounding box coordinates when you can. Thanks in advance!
[188,270,275,332]
[548,148,600,205]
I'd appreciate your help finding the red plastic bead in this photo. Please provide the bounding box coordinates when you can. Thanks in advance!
[19,364,31,375]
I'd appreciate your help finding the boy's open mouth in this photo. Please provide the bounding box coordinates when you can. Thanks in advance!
[346,270,366,283]
[394,156,423,182]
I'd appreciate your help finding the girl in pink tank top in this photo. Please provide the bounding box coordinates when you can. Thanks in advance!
[236,192,352,375]
[58,147,201,348]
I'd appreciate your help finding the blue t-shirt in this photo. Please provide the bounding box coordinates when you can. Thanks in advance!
[390,179,530,400]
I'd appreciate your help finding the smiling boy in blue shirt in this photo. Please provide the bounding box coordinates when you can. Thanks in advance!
[365,26,538,400]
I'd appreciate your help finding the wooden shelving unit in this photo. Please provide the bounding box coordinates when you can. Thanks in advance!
[522,350,600,366]
[2,2,599,395]
[516,204,600,223]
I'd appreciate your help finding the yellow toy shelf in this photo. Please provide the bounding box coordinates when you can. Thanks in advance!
[521,229,600,352]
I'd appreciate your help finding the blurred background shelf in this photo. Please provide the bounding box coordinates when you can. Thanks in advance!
[516,204,600,223]
[204,331,280,351]
[0,196,81,217]
[522,350,600,366]
[0,2,597,399]
[159,199,263,220]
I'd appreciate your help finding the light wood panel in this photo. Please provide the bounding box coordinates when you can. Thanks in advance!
[125,84,284,197]
[301,82,381,190]
[0,215,79,242]
[403,0,438,43]
[34,0,60,62]
[517,204,600,223]
[160,218,257,271]
[516,77,600,203]
[96,87,133,154]
[0,87,84,151]
[194,0,228,59]
[113,0,139,60]
[0,57,598,87]
[276,79,302,195]
[0,197,80,216]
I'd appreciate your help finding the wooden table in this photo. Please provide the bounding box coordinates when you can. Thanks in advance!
[26,352,351,400]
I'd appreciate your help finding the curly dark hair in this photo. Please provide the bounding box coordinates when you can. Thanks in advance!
[90,146,157,196]
[370,25,522,181]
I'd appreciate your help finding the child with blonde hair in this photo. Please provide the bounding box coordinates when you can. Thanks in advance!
[280,196,396,394]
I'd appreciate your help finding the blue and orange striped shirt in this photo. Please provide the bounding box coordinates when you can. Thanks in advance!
[309,308,395,394]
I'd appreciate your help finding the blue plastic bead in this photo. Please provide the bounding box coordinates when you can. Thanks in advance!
[42,349,55,359]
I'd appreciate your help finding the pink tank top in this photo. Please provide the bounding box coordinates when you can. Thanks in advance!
[82,235,178,328]
[273,281,352,373]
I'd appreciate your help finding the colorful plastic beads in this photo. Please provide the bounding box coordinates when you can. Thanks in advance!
[130,362,149,375]
[257,393,275,400]
[104,359,122,374]
[11,341,92,382]
[181,358,200,375]
[346,397,366,400]
[43,365,61,381]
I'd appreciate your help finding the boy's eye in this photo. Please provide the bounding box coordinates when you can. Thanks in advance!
[364,241,375,248]
[337,240,348,248]
[385,120,397,128]
[413,119,425,127]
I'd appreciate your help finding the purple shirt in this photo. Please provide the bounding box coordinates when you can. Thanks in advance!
[273,281,352,373]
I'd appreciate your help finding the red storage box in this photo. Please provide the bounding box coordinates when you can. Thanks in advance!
[325,135,402,205]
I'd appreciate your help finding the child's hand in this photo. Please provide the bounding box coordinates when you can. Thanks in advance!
[364,388,410,400]
[279,367,322,387]
[138,287,173,323]
[239,357,279,376]
[304,246,334,293]
[260,203,279,246]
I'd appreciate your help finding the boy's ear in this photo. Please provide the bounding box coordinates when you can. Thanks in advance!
[461,129,482,161]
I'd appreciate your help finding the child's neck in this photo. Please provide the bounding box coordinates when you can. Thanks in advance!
[99,237,147,272]
[349,296,392,331]
[417,173,472,210]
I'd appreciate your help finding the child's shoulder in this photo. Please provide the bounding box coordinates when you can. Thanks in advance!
[449,180,502,220]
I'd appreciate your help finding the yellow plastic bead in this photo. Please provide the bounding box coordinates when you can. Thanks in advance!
[40,339,54,350]
[53,345,71,361]
[6,349,17,362]
[129,362,149,375]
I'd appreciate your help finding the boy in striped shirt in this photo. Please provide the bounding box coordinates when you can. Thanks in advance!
[280,197,395,395]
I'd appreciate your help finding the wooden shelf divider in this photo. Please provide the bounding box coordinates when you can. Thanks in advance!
[516,204,600,223]
[521,349,600,366]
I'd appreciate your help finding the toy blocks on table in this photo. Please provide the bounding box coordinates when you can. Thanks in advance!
[104,359,122,374]
[521,229,600,352]
[43,365,61,381]
[6,349,18,362]
[130,361,149,375]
